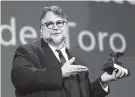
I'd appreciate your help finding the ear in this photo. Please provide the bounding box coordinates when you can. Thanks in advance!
[40,29,43,38]
[40,28,43,32]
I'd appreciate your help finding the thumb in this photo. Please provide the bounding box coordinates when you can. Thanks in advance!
[112,69,118,75]
[68,57,75,64]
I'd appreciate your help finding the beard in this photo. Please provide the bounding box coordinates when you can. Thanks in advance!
[45,34,66,46]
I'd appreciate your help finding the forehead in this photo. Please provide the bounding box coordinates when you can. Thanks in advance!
[41,11,63,23]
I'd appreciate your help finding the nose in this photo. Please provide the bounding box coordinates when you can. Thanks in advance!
[53,23,58,30]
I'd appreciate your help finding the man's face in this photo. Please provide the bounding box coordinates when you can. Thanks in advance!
[41,11,68,46]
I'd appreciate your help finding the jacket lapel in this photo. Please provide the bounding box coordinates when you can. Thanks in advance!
[41,38,61,68]
[66,48,78,65]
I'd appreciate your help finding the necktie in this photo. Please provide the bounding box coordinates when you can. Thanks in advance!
[56,50,70,97]
[56,50,66,65]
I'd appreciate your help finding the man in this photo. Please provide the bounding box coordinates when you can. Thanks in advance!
[11,6,126,97]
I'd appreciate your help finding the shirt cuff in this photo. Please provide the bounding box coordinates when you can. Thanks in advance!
[100,82,109,92]
[99,77,109,92]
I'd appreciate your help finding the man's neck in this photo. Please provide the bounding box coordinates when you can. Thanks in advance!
[43,39,65,50]
[53,42,65,50]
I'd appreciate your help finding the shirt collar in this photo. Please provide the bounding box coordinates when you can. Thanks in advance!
[48,44,66,53]
[61,46,66,53]
[48,44,57,52]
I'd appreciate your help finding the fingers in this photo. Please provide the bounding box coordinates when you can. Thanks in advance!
[112,69,118,78]
[68,57,75,64]
[71,65,89,74]
[70,67,88,76]
[68,57,89,71]
[75,65,89,71]
[119,69,125,78]
[113,68,125,79]
[62,57,89,77]
[114,63,129,75]
[112,69,118,75]
[70,72,78,76]
[117,68,125,79]
[115,69,122,78]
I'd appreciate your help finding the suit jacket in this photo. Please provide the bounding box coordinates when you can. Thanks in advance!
[11,38,109,97]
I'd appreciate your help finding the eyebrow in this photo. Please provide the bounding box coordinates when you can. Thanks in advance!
[44,20,65,23]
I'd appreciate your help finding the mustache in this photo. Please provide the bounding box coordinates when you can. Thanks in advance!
[51,29,63,34]
[46,35,66,44]
[51,32,61,35]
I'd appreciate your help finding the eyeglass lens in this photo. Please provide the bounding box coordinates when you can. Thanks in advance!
[45,20,65,29]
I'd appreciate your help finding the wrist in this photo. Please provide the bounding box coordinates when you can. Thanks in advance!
[99,76,108,88]
[99,76,108,84]
[100,74,108,82]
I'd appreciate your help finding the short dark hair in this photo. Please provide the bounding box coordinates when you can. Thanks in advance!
[40,5,68,22]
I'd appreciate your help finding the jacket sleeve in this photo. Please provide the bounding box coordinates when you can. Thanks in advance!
[90,78,110,97]
[11,46,63,93]
[78,71,110,97]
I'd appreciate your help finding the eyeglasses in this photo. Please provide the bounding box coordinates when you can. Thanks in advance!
[41,20,67,29]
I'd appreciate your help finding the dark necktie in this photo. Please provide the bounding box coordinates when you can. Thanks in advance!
[56,49,80,97]
[56,50,70,97]
[56,50,66,65]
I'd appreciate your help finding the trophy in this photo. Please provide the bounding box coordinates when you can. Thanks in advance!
[102,51,130,77]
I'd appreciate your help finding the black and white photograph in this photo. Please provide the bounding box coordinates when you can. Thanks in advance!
[1,1,135,97]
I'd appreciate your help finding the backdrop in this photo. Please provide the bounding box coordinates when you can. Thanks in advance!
[1,1,135,97]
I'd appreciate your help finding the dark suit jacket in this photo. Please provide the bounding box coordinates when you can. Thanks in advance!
[11,38,109,97]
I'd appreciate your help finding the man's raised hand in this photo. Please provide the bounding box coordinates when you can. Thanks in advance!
[61,57,89,78]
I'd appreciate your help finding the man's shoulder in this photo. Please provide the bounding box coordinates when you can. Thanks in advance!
[16,40,41,53]
[19,40,40,48]
[13,40,42,65]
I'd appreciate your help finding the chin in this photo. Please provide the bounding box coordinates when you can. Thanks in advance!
[53,36,66,45]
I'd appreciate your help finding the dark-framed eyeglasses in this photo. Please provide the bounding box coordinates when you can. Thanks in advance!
[41,20,67,29]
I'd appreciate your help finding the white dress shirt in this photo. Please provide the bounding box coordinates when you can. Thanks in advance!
[48,44,108,92]
[48,44,69,62]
